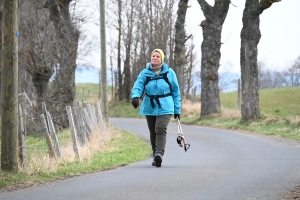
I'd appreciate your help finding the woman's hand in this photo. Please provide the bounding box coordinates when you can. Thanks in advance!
[174,114,180,120]
[131,98,139,109]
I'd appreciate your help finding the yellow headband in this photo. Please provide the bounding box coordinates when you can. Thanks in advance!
[151,49,165,63]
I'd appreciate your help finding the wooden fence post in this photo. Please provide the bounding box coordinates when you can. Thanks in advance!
[84,107,93,131]
[74,100,90,140]
[87,104,97,127]
[40,114,56,158]
[91,105,98,125]
[191,86,197,105]
[237,79,241,110]
[66,106,82,161]
[97,102,106,133]
[46,111,61,159]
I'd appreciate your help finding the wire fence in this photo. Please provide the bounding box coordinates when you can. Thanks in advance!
[17,92,108,171]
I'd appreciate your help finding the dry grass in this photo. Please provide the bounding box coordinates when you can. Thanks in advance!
[181,99,241,120]
[181,100,200,117]
[218,108,241,120]
[21,123,111,175]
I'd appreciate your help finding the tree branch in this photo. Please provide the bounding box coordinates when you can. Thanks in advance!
[197,0,213,18]
[259,0,281,10]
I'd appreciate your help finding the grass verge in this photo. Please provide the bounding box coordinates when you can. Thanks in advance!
[0,128,151,192]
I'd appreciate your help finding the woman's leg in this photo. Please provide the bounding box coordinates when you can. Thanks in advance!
[154,114,171,154]
[145,116,156,153]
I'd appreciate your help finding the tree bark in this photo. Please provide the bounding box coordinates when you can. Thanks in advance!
[197,0,230,117]
[174,0,189,97]
[45,0,80,128]
[117,0,123,101]
[240,0,280,121]
[123,0,134,101]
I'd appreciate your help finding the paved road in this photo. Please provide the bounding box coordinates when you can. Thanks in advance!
[1,118,300,200]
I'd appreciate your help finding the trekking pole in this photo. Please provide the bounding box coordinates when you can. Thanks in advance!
[176,117,190,152]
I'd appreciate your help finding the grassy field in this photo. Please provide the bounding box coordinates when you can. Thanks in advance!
[109,86,300,141]
[221,87,300,117]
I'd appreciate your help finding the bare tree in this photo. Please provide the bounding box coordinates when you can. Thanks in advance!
[174,0,190,97]
[257,61,272,89]
[44,0,80,128]
[108,0,177,101]
[19,1,56,115]
[218,61,239,92]
[197,0,231,117]
[240,0,280,121]
[117,0,123,101]
[284,56,300,87]
[184,42,197,100]
[122,0,136,100]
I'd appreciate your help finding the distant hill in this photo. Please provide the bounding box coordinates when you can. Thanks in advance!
[75,66,240,93]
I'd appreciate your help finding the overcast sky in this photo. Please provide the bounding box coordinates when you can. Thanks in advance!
[79,0,300,75]
[186,0,300,73]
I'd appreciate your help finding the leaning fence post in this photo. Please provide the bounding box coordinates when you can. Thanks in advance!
[87,104,97,127]
[40,114,56,158]
[84,107,93,131]
[72,104,86,146]
[46,111,61,159]
[75,100,90,140]
[66,106,82,161]
[91,105,98,125]
[18,104,26,168]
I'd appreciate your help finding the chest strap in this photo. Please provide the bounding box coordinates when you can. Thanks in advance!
[146,93,172,108]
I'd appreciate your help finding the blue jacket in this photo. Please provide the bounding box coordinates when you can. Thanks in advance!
[130,62,181,116]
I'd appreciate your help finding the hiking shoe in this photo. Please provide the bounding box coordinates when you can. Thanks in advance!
[152,159,156,166]
[154,151,163,167]
[151,152,156,166]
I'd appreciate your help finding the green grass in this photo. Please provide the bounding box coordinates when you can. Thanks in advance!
[108,100,142,118]
[108,86,300,141]
[220,87,300,118]
[0,130,151,190]
[75,83,100,102]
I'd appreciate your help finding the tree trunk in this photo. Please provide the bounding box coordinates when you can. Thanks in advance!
[117,0,123,101]
[173,0,188,97]
[240,0,280,121]
[123,0,134,101]
[197,0,230,117]
[45,0,79,128]
[32,72,51,113]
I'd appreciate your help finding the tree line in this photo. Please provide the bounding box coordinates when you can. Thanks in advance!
[0,0,295,130]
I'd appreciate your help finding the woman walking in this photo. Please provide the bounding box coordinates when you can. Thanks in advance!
[130,48,181,167]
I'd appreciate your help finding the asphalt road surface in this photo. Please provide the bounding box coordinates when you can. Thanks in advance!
[1,117,300,200]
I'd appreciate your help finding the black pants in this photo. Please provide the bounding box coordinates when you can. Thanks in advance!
[146,115,171,155]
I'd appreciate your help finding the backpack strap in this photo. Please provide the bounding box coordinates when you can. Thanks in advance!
[143,72,173,108]
[162,73,172,93]
[140,76,151,99]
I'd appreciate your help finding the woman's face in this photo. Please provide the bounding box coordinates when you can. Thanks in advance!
[151,52,162,67]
